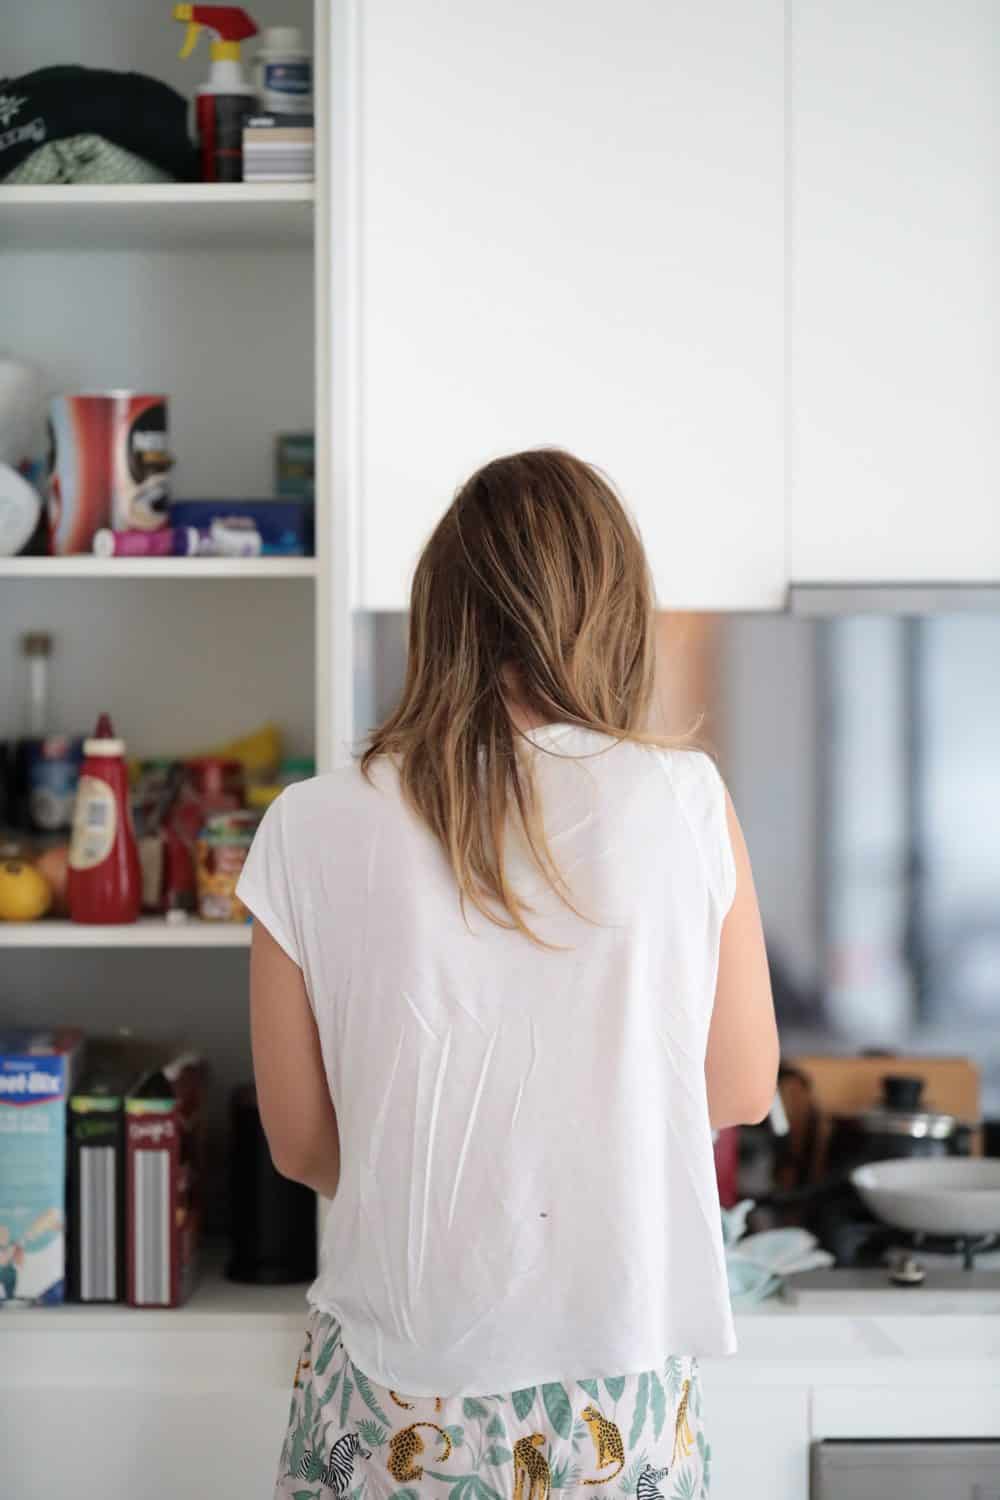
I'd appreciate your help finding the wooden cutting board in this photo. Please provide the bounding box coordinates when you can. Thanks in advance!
[789,1054,980,1122]
[783,1054,981,1179]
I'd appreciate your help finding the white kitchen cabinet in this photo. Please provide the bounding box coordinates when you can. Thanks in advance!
[5,1389,291,1499]
[791,0,1000,584]
[3,1275,303,1500]
[349,0,786,612]
[700,1374,809,1500]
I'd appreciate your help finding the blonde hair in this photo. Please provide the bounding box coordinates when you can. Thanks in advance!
[362,449,660,937]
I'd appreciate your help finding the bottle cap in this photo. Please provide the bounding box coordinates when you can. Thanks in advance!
[260,25,303,50]
[84,712,125,757]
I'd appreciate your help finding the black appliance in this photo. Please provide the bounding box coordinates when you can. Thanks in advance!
[226,1084,318,1285]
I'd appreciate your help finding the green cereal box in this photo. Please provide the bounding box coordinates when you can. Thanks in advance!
[0,1027,84,1306]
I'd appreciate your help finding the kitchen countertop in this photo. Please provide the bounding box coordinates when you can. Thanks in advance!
[6,1266,1000,1393]
[7,1268,1000,1500]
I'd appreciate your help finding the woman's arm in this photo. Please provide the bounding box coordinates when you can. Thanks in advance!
[250,919,341,1198]
[705,791,780,1129]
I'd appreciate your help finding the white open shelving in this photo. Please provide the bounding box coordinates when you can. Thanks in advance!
[0,182,314,251]
[2,1256,303,1330]
[0,917,252,947]
[0,15,351,1462]
[0,556,318,579]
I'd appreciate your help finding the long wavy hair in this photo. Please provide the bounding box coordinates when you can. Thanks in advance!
[362,448,660,937]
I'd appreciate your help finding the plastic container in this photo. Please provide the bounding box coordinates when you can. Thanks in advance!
[254,27,312,114]
[68,714,141,924]
[174,5,259,182]
[94,527,198,558]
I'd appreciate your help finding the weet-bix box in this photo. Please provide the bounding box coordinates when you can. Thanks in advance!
[0,1027,84,1306]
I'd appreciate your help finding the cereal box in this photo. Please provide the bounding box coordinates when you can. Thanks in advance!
[0,1027,84,1306]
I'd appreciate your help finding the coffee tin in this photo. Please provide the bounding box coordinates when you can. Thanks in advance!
[47,392,172,554]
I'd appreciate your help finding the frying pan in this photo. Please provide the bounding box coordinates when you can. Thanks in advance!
[851,1158,1000,1237]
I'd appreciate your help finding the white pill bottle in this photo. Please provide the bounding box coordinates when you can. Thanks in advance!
[254,26,312,115]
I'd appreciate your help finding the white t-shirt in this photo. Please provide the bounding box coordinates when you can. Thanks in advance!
[237,726,738,1395]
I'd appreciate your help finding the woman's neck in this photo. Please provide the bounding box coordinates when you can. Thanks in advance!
[506,699,551,733]
[501,665,561,733]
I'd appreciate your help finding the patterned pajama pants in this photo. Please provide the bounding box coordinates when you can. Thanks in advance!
[276,1309,710,1500]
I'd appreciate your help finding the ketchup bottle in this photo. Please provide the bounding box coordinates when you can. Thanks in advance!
[68,713,141,924]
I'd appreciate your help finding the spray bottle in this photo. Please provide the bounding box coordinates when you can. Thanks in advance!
[173,4,259,182]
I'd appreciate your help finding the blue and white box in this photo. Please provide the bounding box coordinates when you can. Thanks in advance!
[0,1027,84,1306]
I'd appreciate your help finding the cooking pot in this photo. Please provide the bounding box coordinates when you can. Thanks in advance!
[827,1073,972,1176]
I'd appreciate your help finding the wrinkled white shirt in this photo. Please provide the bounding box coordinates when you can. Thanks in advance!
[238,726,737,1394]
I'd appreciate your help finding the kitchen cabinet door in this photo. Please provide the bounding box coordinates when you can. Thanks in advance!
[701,1374,809,1500]
[791,1,1000,583]
[700,1374,809,1500]
[6,1388,291,1500]
[351,0,786,611]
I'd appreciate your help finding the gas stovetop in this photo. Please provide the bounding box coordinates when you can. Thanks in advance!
[809,1189,1000,1271]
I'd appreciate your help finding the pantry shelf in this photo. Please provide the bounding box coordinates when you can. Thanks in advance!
[0,556,318,579]
[1,1259,305,1332]
[0,918,252,948]
[0,182,314,252]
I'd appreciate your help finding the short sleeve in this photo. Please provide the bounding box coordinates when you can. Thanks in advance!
[236,793,301,965]
[663,750,737,917]
[709,762,737,916]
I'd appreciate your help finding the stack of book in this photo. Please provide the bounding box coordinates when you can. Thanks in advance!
[242,112,314,183]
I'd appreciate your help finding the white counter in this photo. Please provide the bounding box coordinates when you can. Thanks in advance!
[5,1274,1000,1500]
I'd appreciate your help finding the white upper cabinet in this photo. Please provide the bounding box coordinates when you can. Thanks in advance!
[791,1,1000,583]
[351,0,786,611]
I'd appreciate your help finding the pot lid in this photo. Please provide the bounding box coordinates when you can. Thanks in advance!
[856,1107,959,1140]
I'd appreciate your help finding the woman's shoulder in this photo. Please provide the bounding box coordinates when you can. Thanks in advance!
[274,760,392,835]
[653,742,723,785]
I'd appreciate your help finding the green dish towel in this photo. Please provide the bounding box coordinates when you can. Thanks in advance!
[5,134,172,186]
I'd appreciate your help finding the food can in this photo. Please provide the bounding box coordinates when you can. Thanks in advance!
[47,395,113,555]
[47,392,172,554]
[196,811,259,922]
[108,392,172,532]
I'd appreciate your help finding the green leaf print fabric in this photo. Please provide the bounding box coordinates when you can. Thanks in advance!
[541,1383,572,1439]
[649,1374,667,1441]
[510,1387,536,1421]
[628,1373,649,1448]
[274,1309,710,1499]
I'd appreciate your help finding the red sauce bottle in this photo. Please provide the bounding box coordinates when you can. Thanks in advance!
[68,713,141,924]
